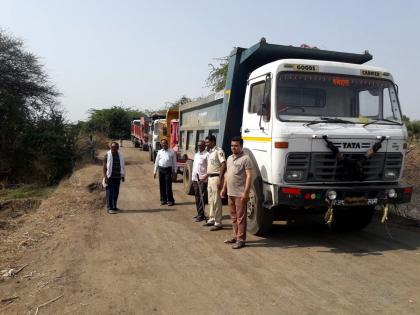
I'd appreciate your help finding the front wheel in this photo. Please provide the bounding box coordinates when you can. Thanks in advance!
[247,177,273,236]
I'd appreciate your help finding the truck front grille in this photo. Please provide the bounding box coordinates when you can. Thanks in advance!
[285,152,403,183]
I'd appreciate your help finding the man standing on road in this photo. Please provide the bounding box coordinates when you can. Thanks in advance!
[154,138,177,206]
[192,140,209,222]
[203,135,226,231]
[103,141,126,214]
[221,137,252,249]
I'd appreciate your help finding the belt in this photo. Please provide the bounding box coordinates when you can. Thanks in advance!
[208,174,219,177]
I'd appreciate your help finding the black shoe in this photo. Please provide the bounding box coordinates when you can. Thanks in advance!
[202,221,214,227]
[195,216,205,222]
[113,207,121,211]
[161,201,167,205]
[193,215,198,219]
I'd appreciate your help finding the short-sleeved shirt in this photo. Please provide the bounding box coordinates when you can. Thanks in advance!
[226,152,252,197]
[207,147,226,175]
[192,150,209,181]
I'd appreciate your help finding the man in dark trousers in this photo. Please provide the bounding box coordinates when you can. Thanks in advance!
[220,137,252,249]
[103,141,125,214]
[192,140,209,222]
[154,139,177,206]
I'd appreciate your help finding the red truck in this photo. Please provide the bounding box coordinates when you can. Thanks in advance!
[131,117,150,151]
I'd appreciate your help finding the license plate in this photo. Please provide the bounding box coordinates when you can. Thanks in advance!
[332,198,378,206]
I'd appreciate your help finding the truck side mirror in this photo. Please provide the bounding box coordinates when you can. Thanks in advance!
[257,103,267,116]
[258,74,271,117]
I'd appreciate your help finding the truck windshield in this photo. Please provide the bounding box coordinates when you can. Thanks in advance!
[276,72,402,124]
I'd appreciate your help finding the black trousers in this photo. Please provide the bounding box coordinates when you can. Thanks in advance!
[159,167,174,203]
[106,178,121,210]
[193,181,207,218]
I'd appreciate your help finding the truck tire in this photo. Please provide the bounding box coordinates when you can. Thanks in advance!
[329,206,375,232]
[182,160,194,195]
[247,177,273,236]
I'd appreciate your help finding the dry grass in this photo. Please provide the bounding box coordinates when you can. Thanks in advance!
[0,162,104,269]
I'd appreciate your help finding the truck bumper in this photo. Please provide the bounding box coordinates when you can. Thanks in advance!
[277,184,413,207]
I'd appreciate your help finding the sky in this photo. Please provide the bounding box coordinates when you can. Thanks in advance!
[1,0,419,121]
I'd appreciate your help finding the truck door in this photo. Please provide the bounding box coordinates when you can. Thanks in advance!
[241,74,272,180]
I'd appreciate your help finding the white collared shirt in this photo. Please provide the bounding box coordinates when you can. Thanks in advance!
[192,150,209,182]
[154,148,177,173]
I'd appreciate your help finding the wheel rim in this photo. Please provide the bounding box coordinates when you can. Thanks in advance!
[247,189,256,219]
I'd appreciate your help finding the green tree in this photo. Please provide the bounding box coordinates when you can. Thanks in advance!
[206,57,228,92]
[0,29,75,184]
[166,95,191,110]
[84,106,145,139]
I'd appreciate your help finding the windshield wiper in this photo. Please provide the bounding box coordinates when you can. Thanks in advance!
[363,118,403,127]
[305,117,355,127]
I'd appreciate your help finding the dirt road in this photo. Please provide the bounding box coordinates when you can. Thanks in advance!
[2,143,420,314]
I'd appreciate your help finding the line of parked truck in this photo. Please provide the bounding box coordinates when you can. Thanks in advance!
[131,39,413,235]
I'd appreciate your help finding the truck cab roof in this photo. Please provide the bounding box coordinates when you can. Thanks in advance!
[250,59,394,82]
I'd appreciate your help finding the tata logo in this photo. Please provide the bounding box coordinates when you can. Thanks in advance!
[343,142,361,149]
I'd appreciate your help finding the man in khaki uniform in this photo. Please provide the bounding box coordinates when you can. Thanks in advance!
[221,137,252,249]
[203,135,226,231]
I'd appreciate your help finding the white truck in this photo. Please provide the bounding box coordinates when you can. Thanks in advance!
[178,39,413,235]
[147,114,166,162]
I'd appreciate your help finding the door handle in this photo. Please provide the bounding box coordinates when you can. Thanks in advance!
[244,128,250,133]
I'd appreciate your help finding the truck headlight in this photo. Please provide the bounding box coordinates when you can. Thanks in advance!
[285,170,304,181]
[387,189,397,198]
[327,190,337,200]
[384,169,398,179]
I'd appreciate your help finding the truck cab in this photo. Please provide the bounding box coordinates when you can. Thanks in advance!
[149,118,167,162]
[242,60,410,234]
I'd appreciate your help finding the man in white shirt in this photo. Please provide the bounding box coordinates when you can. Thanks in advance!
[191,140,209,222]
[103,141,125,214]
[154,139,177,206]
